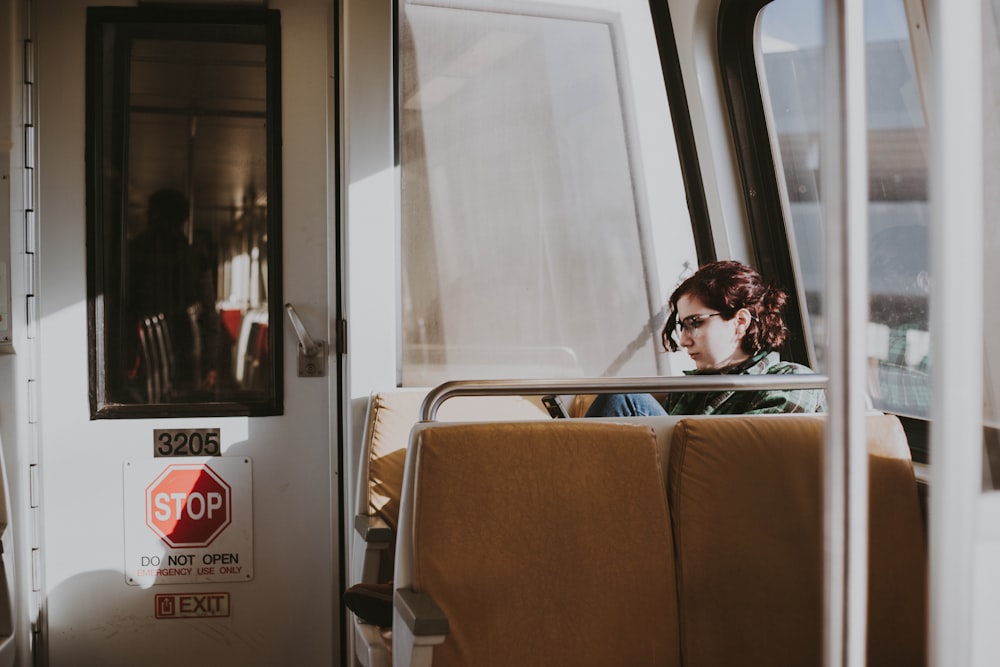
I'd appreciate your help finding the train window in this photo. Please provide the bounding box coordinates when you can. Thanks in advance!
[757,0,931,440]
[85,7,283,418]
[398,0,697,385]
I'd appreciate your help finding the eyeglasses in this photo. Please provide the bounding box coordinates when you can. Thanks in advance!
[675,312,723,335]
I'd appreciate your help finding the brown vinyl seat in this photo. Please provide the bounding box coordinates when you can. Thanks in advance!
[391,420,682,667]
[667,414,927,667]
[350,391,549,666]
[353,391,551,582]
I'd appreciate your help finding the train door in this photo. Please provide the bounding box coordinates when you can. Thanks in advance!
[28,1,339,665]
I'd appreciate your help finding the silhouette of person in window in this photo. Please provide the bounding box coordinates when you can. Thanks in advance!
[126,188,219,400]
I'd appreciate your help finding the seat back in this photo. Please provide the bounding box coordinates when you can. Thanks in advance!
[358,391,550,533]
[352,391,550,587]
[667,414,926,667]
[397,420,681,667]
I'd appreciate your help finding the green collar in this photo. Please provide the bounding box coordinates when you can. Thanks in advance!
[681,350,771,376]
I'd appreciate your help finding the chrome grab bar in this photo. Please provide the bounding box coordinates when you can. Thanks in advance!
[419,374,829,421]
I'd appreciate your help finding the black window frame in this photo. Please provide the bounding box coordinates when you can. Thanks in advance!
[718,0,931,462]
[647,0,715,265]
[85,6,284,419]
[718,0,817,368]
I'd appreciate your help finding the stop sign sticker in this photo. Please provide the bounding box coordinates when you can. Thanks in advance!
[146,464,232,548]
[125,457,252,586]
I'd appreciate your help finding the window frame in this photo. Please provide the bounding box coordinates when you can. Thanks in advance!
[390,0,714,385]
[647,0,716,264]
[85,6,284,419]
[720,0,934,461]
[717,0,811,368]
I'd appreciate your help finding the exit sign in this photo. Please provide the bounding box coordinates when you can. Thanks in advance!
[155,592,230,619]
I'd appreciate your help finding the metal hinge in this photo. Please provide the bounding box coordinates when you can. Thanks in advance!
[337,318,347,355]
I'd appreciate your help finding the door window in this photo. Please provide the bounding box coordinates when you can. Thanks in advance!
[86,7,283,417]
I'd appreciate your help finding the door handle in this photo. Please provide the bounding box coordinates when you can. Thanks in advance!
[284,303,327,377]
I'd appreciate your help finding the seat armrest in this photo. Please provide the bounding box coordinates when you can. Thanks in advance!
[392,589,449,667]
[354,514,393,545]
[394,588,450,636]
[353,621,391,667]
[352,514,394,587]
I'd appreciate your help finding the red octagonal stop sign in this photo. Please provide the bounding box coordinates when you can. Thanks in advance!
[146,464,232,548]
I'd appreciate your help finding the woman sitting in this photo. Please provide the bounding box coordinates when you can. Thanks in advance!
[586,260,826,417]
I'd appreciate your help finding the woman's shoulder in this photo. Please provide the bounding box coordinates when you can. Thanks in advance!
[758,351,818,376]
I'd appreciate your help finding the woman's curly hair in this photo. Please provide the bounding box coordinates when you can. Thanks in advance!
[661,260,790,354]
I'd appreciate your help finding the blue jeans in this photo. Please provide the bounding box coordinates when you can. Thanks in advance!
[585,393,667,417]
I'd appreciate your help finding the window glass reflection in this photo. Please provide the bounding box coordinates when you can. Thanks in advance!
[126,188,221,399]
[87,9,281,417]
[758,0,931,441]
[399,0,697,386]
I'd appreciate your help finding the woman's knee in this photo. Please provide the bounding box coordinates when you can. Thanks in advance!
[585,393,665,417]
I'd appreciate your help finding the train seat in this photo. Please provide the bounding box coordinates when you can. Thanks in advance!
[350,390,549,666]
[353,390,551,580]
[391,420,681,667]
[666,414,926,666]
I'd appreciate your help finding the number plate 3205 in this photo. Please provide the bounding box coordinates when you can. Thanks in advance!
[154,428,222,457]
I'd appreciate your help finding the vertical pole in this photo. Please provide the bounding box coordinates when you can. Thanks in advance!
[821,0,869,665]
[927,0,982,665]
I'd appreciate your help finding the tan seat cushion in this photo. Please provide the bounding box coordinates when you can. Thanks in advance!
[409,421,681,667]
[366,392,548,529]
[668,414,926,667]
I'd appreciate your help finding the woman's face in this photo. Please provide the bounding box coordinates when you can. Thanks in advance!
[675,294,751,371]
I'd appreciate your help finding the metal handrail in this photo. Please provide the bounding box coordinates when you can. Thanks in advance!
[419,374,829,422]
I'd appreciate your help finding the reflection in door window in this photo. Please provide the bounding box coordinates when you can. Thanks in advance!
[86,8,282,417]
[758,0,931,440]
[399,0,697,386]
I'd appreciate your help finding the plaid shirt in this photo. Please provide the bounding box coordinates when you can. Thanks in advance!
[871,324,930,418]
[664,351,827,415]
